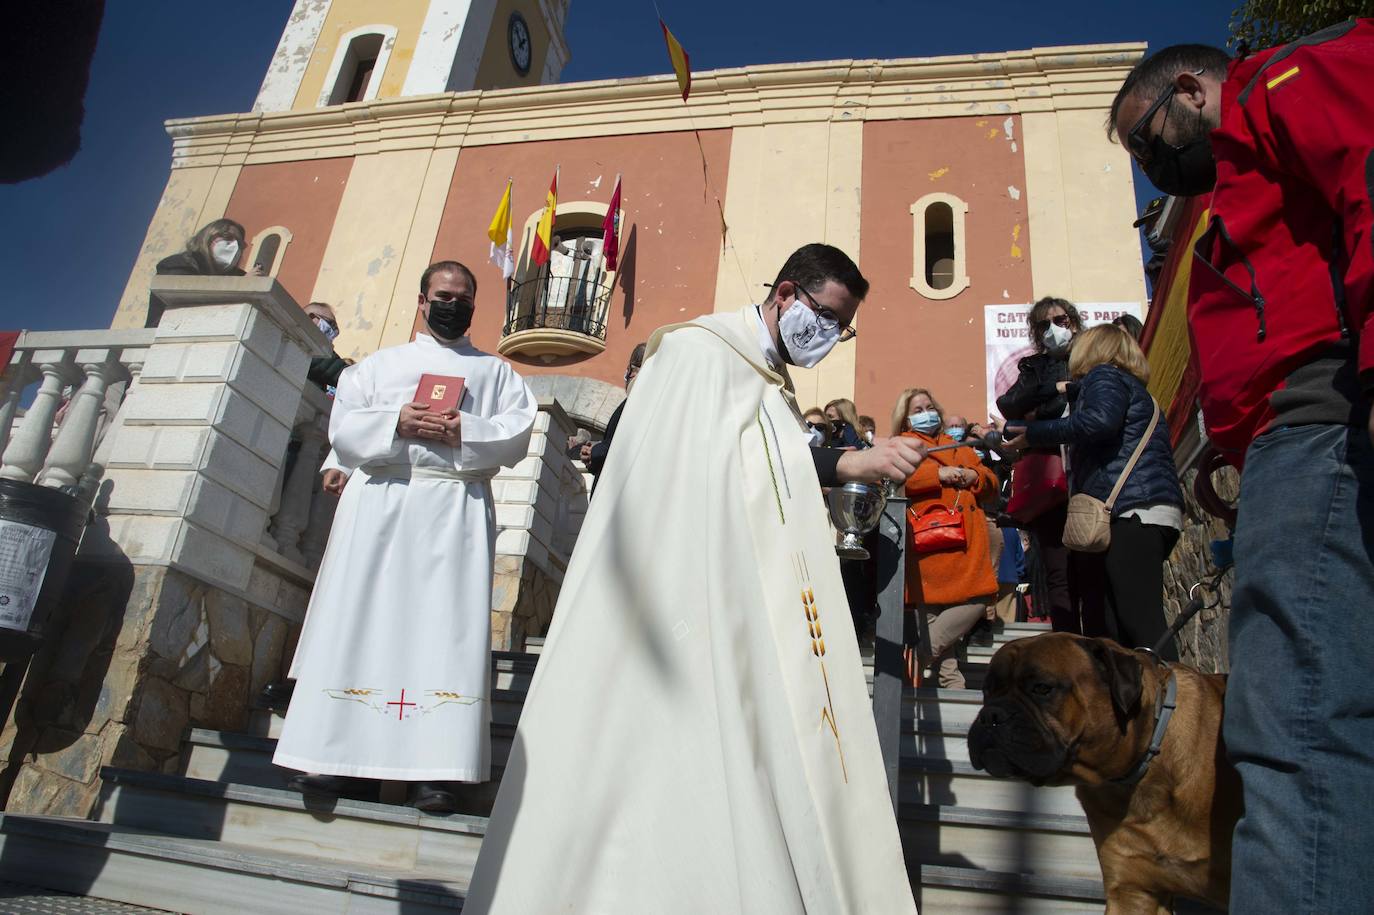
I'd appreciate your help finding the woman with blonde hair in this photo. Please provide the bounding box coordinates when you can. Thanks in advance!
[1003,324,1184,658]
[824,397,867,449]
[894,387,999,687]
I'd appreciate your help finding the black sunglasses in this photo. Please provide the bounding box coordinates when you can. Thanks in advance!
[1034,314,1074,329]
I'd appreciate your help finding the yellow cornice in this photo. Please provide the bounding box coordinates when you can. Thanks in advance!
[166,42,1145,168]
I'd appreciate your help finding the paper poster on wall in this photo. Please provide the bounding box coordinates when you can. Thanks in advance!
[0,519,57,633]
[984,302,1146,422]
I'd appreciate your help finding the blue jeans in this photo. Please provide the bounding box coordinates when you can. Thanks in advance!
[1226,423,1374,912]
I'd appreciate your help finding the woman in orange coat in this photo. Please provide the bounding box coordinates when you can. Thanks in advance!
[893,388,998,688]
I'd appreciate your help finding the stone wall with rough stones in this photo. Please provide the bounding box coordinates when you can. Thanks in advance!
[489,397,587,651]
[0,562,305,817]
[1161,464,1239,674]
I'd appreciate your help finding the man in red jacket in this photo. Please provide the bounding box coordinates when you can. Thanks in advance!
[1111,22,1374,912]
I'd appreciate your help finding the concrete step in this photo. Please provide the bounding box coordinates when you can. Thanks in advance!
[95,768,485,878]
[900,756,1082,818]
[900,803,1098,879]
[913,864,1104,912]
[184,721,517,792]
[1,812,1106,914]
[0,815,466,915]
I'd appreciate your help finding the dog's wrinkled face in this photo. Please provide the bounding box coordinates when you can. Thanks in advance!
[968,633,1145,787]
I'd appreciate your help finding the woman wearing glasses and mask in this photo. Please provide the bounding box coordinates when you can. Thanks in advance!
[996,297,1105,637]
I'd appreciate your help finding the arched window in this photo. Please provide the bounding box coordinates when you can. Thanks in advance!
[318,25,397,107]
[497,200,626,359]
[247,225,293,277]
[909,192,970,300]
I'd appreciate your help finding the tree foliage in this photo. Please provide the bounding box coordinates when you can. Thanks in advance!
[1228,0,1373,49]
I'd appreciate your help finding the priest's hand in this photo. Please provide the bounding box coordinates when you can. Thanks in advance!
[321,469,348,495]
[416,409,462,447]
[836,436,925,484]
[397,402,434,440]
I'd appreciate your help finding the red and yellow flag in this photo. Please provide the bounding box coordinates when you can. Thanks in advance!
[530,168,559,266]
[660,19,691,102]
[601,174,622,271]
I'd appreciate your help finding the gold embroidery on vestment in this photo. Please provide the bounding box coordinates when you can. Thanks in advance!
[793,551,848,782]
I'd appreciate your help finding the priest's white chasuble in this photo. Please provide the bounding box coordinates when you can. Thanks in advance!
[464,308,916,913]
[274,333,536,781]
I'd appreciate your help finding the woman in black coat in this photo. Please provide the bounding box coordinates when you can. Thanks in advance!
[995,297,1103,636]
[1005,324,1184,659]
[149,219,261,327]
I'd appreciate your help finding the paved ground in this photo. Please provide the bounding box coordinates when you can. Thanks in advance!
[0,882,173,914]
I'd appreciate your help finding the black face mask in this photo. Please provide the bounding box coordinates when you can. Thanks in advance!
[1141,120,1217,197]
[426,298,474,339]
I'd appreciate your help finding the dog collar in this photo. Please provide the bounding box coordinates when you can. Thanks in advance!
[1113,671,1177,786]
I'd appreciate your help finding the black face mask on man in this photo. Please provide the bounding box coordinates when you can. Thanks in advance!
[426,298,474,339]
[1132,85,1217,198]
[1142,126,1217,197]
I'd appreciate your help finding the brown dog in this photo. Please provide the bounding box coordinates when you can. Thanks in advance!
[967,632,1241,913]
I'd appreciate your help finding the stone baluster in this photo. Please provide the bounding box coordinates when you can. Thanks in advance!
[0,353,34,458]
[78,351,146,508]
[0,352,76,483]
[39,353,122,490]
[301,411,338,569]
[272,410,327,565]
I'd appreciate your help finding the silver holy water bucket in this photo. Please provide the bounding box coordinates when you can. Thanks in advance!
[826,481,888,560]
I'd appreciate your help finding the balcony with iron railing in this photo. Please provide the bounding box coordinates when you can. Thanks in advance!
[498,267,613,360]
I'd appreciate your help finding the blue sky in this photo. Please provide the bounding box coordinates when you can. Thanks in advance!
[0,0,1233,334]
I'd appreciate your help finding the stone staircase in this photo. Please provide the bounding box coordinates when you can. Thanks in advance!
[0,622,1113,912]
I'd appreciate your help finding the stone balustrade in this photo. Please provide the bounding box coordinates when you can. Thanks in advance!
[0,329,156,497]
[1,277,335,819]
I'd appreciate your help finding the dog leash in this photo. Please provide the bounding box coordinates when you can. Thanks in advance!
[1151,553,1233,657]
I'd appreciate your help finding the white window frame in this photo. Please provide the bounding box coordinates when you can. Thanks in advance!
[909,192,970,300]
[247,225,294,277]
[317,24,398,107]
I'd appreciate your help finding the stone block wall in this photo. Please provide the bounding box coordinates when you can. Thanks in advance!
[0,279,328,817]
[489,397,588,650]
[1161,463,1239,673]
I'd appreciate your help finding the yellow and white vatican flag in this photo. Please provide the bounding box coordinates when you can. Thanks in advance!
[487,178,515,280]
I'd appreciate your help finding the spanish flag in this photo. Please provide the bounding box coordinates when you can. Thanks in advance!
[487,178,514,280]
[530,168,558,267]
[660,19,691,102]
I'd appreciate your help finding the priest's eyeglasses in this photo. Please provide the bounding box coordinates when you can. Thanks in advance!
[792,283,858,342]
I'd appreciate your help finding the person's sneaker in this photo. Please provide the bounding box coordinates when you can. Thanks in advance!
[409,782,459,813]
[286,773,377,801]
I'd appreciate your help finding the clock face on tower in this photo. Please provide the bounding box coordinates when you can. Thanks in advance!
[508,12,532,76]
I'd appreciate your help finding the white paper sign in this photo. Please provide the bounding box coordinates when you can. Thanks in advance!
[984,302,1146,422]
[0,520,57,632]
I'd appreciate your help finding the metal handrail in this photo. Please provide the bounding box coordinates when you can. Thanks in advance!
[503,270,613,341]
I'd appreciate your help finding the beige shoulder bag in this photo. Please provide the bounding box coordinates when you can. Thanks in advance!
[1062,399,1160,553]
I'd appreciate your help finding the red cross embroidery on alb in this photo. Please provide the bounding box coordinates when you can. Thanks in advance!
[386,689,417,720]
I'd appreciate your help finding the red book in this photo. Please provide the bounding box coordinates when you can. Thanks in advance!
[413,374,465,414]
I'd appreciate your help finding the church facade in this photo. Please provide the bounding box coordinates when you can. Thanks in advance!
[113,0,1146,427]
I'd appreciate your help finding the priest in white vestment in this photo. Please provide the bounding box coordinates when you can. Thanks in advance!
[464,244,921,913]
[274,260,536,812]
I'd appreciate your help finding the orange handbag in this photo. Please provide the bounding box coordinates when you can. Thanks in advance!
[908,494,967,554]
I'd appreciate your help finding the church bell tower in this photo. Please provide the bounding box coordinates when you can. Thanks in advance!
[252,0,571,114]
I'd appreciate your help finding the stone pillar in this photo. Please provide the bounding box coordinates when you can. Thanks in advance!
[0,277,330,818]
[489,398,585,651]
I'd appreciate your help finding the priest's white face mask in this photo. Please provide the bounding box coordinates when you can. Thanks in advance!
[777,282,855,369]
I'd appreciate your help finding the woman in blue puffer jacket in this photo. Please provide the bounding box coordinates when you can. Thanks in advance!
[1004,324,1184,660]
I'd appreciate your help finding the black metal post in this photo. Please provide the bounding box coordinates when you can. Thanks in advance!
[871,493,907,811]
